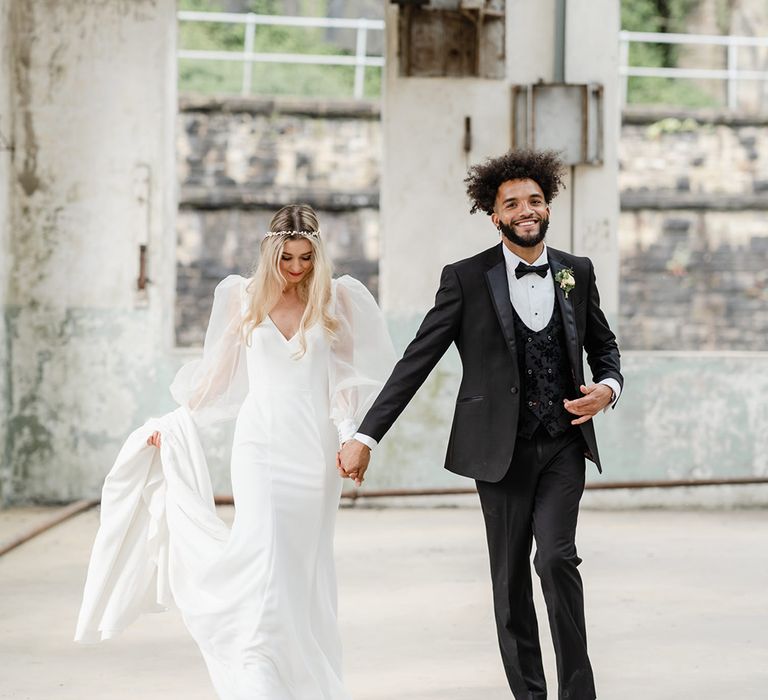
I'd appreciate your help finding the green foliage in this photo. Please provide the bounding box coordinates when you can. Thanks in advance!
[644,116,703,138]
[621,0,723,108]
[622,0,700,33]
[177,0,382,99]
[626,76,720,109]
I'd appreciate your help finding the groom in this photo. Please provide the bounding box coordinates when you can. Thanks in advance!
[339,149,622,700]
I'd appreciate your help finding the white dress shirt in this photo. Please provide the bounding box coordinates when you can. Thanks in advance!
[503,243,555,332]
[353,242,620,450]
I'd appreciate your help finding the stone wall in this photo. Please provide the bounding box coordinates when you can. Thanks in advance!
[177,102,768,353]
[619,110,768,350]
[176,97,381,346]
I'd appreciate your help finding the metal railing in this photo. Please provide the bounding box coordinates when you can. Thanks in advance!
[177,11,385,99]
[619,30,768,109]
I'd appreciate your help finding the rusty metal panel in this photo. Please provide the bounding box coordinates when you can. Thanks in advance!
[399,8,477,77]
[395,1,505,78]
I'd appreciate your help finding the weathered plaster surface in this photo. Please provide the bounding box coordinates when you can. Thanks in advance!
[362,324,768,491]
[4,307,181,502]
[3,0,767,506]
[3,0,177,505]
[595,351,768,481]
[0,0,13,504]
[9,0,172,310]
[380,0,620,315]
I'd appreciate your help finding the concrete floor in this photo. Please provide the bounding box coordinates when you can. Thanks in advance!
[1,502,767,699]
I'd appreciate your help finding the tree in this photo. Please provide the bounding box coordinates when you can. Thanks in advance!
[177,0,383,98]
[622,0,721,107]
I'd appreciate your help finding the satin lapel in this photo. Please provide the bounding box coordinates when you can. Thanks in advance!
[485,258,517,360]
[549,252,580,379]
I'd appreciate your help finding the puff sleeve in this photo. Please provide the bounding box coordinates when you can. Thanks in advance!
[170,275,249,426]
[329,276,396,444]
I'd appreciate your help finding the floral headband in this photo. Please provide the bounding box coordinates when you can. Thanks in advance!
[264,230,320,239]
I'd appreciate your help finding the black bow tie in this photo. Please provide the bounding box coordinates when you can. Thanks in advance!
[515,262,549,279]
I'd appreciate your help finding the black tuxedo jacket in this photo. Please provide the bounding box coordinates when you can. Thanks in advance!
[358,243,623,482]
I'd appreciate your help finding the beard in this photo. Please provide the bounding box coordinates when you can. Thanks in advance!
[498,217,549,248]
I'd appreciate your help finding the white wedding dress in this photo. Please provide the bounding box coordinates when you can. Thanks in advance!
[75,275,395,700]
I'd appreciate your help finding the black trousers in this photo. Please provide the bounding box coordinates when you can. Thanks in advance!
[475,426,595,700]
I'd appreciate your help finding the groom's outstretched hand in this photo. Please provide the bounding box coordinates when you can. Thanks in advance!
[337,439,371,487]
[563,383,613,425]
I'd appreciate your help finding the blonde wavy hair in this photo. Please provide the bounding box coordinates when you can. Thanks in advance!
[241,204,338,357]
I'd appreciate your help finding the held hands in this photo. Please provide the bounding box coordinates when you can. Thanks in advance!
[563,384,613,425]
[336,439,371,487]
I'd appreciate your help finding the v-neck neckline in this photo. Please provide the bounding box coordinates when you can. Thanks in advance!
[266,314,299,344]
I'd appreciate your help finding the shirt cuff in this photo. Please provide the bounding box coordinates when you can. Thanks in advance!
[353,432,378,451]
[599,378,621,412]
[337,419,358,445]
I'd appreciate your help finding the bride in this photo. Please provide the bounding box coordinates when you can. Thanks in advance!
[75,204,395,699]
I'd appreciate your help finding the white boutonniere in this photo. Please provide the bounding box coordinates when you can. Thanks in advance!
[555,267,576,299]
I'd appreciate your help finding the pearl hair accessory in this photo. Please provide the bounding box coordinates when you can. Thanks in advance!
[264,230,320,239]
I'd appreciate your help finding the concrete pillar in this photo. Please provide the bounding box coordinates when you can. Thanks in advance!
[564,0,621,317]
[367,0,620,490]
[1,0,13,503]
[380,4,507,316]
[2,0,178,503]
[380,0,620,317]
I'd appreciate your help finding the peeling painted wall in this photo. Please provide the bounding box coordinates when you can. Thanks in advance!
[366,336,768,490]
[1,0,13,504]
[3,0,179,504]
[3,1,766,506]
[379,0,620,317]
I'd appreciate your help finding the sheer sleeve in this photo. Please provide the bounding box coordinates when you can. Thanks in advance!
[329,276,396,444]
[170,275,249,426]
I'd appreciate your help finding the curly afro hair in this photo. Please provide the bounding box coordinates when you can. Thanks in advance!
[464,149,566,215]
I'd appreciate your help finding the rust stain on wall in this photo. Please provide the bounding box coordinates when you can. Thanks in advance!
[10,1,40,197]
